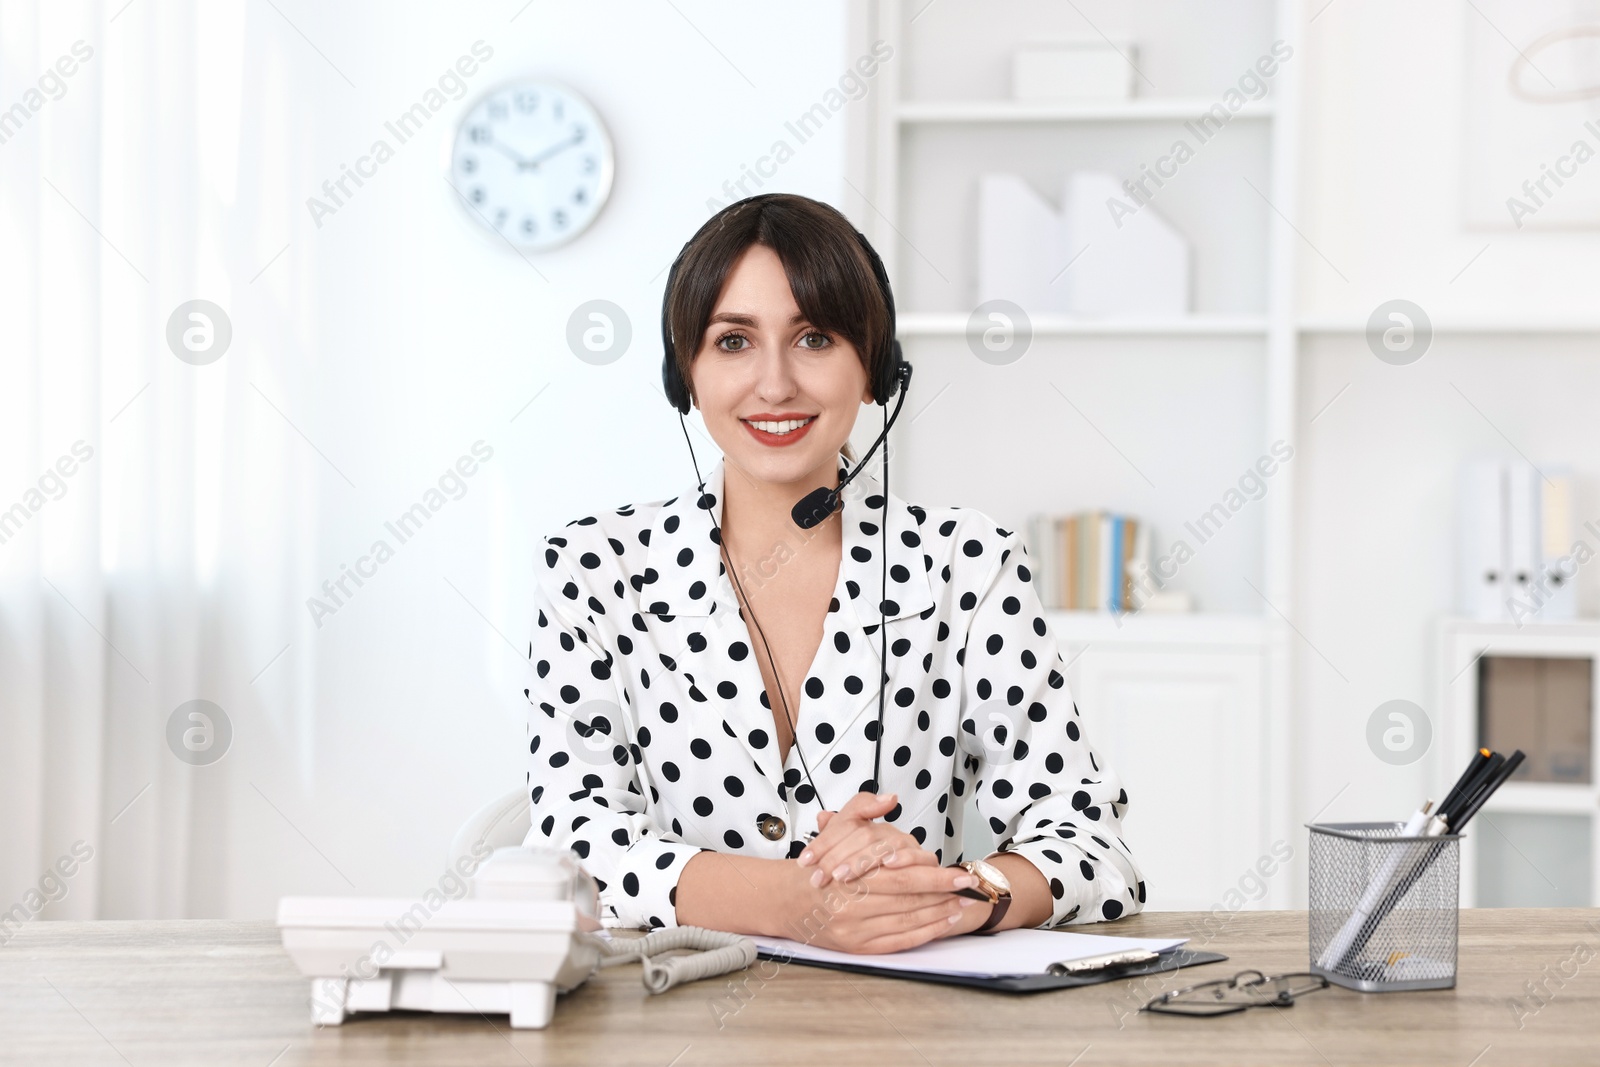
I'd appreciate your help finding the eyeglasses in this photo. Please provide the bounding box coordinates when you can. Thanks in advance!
[1143,970,1330,1017]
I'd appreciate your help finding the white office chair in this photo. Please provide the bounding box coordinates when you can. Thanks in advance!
[449,788,531,869]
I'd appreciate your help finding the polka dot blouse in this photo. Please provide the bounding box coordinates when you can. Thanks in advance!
[524,456,1147,931]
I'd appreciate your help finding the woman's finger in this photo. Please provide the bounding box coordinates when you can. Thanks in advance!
[811,823,922,886]
[833,830,922,882]
[879,844,940,868]
[856,863,977,897]
[798,798,888,867]
[837,790,896,821]
[852,902,977,955]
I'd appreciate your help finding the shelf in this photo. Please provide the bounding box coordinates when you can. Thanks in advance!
[896,99,1277,124]
[1045,610,1266,648]
[1299,318,1600,335]
[898,313,1270,337]
[1480,781,1598,816]
[1438,617,1600,639]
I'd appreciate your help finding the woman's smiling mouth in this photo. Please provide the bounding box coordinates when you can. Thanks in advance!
[740,413,817,446]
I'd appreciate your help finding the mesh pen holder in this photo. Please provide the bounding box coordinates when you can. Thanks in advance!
[1307,821,1460,992]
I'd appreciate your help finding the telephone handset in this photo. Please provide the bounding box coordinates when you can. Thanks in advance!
[279,845,755,1029]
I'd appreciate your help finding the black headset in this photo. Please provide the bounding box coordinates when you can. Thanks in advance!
[659,194,912,822]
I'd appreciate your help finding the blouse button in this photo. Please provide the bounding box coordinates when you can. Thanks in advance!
[758,815,787,841]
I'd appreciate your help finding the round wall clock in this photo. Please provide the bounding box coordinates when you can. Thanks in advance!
[449,80,614,251]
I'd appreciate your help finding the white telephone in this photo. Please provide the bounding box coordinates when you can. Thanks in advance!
[278,846,755,1029]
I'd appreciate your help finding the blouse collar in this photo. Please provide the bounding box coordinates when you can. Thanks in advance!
[641,453,935,626]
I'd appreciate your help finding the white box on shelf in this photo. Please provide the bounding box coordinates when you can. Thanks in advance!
[1457,461,1584,624]
[1457,460,1509,621]
[1060,171,1189,318]
[1012,42,1136,102]
[977,174,1067,318]
[1536,467,1579,621]
[976,171,1190,318]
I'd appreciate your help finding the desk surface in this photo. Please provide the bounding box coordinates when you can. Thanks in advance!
[1,909,1597,1066]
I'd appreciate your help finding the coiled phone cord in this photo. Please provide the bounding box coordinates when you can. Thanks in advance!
[594,926,758,994]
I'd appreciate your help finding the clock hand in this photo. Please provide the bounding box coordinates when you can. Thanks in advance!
[485,137,531,167]
[522,130,584,169]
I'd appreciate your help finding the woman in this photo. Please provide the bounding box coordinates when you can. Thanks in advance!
[525,193,1144,954]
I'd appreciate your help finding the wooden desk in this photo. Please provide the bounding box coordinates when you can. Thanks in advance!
[2,909,1597,1065]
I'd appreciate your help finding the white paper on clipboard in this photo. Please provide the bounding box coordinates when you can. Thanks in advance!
[754,928,1188,979]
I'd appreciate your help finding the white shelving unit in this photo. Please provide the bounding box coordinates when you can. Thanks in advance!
[1299,318,1600,335]
[896,99,1277,123]
[854,0,1302,910]
[897,312,1270,337]
[1435,619,1600,908]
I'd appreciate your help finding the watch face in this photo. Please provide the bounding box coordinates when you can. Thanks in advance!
[448,80,614,250]
[971,858,1011,893]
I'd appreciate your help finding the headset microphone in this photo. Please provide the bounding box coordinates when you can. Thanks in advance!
[791,361,913,530]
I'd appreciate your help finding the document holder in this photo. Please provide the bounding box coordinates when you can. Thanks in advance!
[756,947,1229,993]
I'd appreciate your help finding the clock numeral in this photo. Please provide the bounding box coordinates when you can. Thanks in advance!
[570,124,586,143]
[521,217,537,237]
[552,208,568,229]
[515,91,537,113]
[460,156,477,174]
[470,187,486,205]
[573,187,587,205]
[582,156,597,174]
[553,100,564,120]
[487,100,508,121]
[494,208,509,229]
[468,125,492,144]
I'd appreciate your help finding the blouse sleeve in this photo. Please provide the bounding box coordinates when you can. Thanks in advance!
[523,535,704,929]
[962,528,1147,925]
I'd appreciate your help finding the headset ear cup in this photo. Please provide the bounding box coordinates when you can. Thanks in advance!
[663,354,691,414]
[875,338,903,404]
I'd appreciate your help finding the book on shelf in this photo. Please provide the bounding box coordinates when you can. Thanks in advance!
[1026,511,1153,614]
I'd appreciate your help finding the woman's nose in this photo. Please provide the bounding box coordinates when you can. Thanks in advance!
[754,349,798,403]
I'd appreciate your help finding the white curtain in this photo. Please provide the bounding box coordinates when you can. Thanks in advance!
[0,0,314,919]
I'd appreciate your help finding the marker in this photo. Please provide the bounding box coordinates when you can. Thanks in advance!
[1439,748,1491,816]
[1442,752,1504,826]
[1452,750,1526,830]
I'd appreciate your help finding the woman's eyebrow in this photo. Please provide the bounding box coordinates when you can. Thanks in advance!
[706,311,809,328]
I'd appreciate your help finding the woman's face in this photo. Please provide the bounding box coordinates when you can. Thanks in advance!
[688,243,871,494]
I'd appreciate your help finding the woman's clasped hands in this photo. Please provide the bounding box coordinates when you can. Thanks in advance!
[786,791,990,953]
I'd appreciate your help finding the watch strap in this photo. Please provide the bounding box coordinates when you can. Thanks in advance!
[974,891,1010,933]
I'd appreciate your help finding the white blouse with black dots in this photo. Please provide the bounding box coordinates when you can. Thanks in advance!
[523,455,1147,931]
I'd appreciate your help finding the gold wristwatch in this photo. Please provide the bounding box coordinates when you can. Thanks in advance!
[953,858,1012,933]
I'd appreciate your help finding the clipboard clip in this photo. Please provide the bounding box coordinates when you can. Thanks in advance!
[1046,948,1161,976]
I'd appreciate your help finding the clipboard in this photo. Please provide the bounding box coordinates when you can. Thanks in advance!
[757,946,1230,993]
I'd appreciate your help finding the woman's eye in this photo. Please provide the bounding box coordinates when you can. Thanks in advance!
[799,331,831,350]
[717,333,749,352]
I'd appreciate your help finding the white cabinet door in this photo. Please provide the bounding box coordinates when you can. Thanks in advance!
[1066,646,1272,912]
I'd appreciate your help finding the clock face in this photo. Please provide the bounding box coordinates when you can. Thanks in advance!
[449,81,614,251]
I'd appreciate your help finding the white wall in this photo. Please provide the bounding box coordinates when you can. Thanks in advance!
[197,0,860,915]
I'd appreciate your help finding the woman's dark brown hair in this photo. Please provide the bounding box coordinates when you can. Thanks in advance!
[665,193,893,407]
